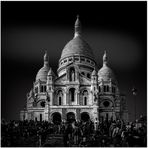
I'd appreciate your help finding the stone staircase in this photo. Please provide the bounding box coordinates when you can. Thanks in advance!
[43,134,64,147]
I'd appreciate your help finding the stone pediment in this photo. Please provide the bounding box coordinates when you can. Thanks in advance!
[55,74,67,84]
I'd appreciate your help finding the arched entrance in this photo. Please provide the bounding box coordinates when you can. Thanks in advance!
[67,112,75,122]
[81,112,90,122]
[52,112,61,124]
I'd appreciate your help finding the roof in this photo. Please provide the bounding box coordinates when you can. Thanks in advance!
[36,65,49,82]
[60,36,94,60]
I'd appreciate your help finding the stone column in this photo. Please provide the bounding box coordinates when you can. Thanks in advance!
[49,93,53,106]
[76,108,80,121]
[62,108,66,122]
[75,91,77,105]
[63,93,66,105]
[66,92,69,105]
[77,91,80,105]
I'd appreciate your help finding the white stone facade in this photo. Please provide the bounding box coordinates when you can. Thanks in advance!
[20,16,128,123]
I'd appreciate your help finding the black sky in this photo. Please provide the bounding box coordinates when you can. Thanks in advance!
[2,1,147,121]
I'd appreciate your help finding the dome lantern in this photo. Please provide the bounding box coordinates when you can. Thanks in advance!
[44,49,49,67]
[74,15,82,38]
[103,50,108,66]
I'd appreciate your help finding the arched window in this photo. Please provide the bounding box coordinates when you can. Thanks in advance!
[59,97,62,105]
[107,85,109,92]
[41,85,44,92]
[104,86,107,92]
[69,88,75,102]
[41,85,46,92]
[87,73,90,79]
[57,90,63,105]
[35,87,38,93]
[99,86,101,92]
[112,87,116,93]
[69,67,75,81]
[81,72,85,76]
[44,86,46,92]
[83,90,88,105]
[84,97,87,105]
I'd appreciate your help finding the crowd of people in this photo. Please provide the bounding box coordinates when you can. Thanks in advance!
[1,116,147,147]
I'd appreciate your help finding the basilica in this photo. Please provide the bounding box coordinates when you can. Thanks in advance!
[20,16,128,123]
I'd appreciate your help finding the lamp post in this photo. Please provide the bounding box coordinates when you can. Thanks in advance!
[132,87,137,121]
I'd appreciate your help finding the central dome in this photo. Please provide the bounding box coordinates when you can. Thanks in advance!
[60,36,94,60]
[60,15,94,61]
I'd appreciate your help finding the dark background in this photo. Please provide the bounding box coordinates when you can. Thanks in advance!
[2,1,147,121]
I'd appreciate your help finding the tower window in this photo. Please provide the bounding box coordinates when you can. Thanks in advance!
[86,59,90,63]
[107,85,109,92]
[44,86,46,92]
[74,57,79,61]
[41,85,46,92]
[64,60,67,63]
[112,87,116,93]
[41,85,44,92]
[69,58,72,61]
[104,86,107,92]
[35,87,38,93]
[99,86,101,92]
[81,58,85,62]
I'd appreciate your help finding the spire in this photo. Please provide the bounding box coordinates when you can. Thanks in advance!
[103,50,108,66]
[92,67,97,76]
[48,67,55,76]
[74,15,82,38]
[44,49,49,66]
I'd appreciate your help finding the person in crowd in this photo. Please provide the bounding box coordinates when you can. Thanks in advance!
[1,116,147,147]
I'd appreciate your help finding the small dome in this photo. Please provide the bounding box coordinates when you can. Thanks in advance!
[60,36,94,60]
[98,50,116,83]
[36,50,49,82]
[36,65,49,82]
[98,65,116,82]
